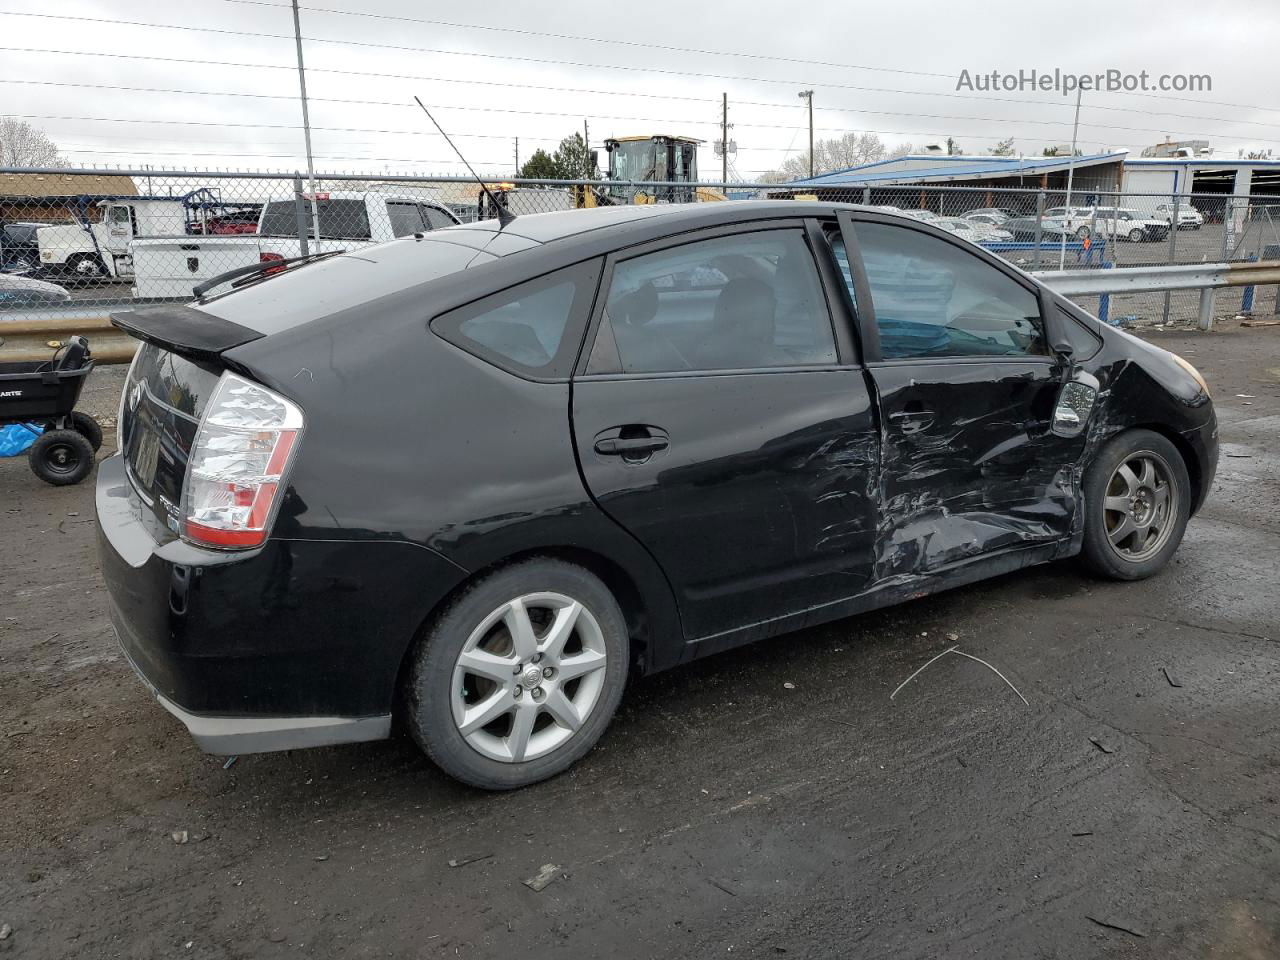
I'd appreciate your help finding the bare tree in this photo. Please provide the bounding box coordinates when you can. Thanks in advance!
[990,137,1017,156]
[772,132,895,181]
[0,119,64,167]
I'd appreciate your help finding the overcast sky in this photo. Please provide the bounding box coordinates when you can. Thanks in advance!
[2,0,1279,180]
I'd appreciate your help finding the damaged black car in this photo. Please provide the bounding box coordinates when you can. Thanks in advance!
[97,202,1217,789]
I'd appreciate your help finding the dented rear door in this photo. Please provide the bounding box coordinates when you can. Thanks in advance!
[835,215,1082,580]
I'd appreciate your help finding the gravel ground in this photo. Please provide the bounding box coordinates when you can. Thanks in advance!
[0,324,1277,959]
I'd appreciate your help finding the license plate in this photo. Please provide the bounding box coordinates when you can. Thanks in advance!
[131,426,160,489]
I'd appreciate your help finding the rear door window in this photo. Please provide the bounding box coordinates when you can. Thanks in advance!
[586,229,837,374]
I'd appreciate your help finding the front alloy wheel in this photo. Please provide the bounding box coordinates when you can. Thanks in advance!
[1102,452,1178,563]
[1081,429,1191,581]
[406,559,629,790]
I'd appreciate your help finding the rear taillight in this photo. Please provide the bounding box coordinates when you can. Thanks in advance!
[259,251,285,275]
[181,372,303,550]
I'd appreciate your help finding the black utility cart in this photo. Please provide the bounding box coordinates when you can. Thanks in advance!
[0,336,102,485]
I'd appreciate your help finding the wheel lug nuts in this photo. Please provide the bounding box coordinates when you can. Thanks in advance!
[532,687,544,700]
[542,667,554,679]
[531,653,542,664]
[513,687,523,699]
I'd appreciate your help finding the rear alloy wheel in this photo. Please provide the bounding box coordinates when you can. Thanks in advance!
[28,428,95,485]
[1076,225,1091,239]
[1081,429,1190,580]
[1128,228,1144,242]
[406,559,628,789]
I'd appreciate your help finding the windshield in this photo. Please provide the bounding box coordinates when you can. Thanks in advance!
[259,198,371,240]
[609,141,658,182]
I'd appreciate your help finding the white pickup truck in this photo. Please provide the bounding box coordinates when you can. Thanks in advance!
[131,191,461,300]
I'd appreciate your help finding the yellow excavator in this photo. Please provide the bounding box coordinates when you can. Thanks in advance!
[573,136,726,207]
[481,136,726,218]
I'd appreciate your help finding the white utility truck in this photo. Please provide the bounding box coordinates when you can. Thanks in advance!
[130,190,461,300]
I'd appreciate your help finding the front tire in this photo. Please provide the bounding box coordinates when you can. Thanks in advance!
[405,559,629,790]
[1081,429,1190,581]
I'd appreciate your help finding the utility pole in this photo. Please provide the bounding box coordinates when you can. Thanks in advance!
[798,90,814,178]
[583,119,590,178]
[290,0,319,243]
[514,137,519,176]
[1058,86,1083,271]
[721,92,728,185]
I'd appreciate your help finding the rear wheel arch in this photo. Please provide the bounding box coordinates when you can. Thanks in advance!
[393,545,657,712]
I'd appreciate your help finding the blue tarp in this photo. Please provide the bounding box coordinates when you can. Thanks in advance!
[0,423,43,457]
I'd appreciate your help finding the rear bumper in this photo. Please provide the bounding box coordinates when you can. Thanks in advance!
[95,454,467,752]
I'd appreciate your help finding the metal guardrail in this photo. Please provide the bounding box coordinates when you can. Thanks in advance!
[3,258,1276,365]
[0,314,137,364]
[1035,258,1280,330]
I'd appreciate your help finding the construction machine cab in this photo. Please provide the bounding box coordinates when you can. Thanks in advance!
[603,136,702,204]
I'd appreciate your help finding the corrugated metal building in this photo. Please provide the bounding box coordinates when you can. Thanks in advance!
[771,152,1127,211]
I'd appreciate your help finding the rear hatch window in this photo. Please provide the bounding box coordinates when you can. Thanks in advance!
[118,342,222,534]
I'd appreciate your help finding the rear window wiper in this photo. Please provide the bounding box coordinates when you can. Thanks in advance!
[192,249,347,300]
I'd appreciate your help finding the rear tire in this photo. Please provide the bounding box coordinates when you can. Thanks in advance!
[1081,429,1190,581]
[70,412,103,451]
[404,559,629,790]
[1128,228,1144,242]
[29,429,95,485]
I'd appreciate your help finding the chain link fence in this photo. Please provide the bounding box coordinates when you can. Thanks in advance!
[3,166,1279,329]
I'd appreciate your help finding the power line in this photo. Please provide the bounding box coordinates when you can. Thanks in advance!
[5,7,1274,121]
[11,112,1114,148]
[2,49,1274,138]
[4,11,1276,122]
[0,7,951,81]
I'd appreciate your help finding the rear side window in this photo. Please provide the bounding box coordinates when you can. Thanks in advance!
[422,205,457,230]
[387,201,426,238]
[259,198,371,240]
[432,260,602,379]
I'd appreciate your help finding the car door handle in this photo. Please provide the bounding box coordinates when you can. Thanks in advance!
[594,436,669,456]
[888,408,936,434]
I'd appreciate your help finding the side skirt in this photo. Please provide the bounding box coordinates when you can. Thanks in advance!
[677,539,1075,666]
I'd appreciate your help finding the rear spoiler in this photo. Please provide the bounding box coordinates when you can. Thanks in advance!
[110,306,263,362]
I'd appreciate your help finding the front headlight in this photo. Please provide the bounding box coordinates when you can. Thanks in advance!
[1171,353,1210,397]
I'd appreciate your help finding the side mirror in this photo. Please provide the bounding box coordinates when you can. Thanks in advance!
[1051,370,1100,438]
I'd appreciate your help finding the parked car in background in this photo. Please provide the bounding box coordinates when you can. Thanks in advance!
[131,191,461,299]
[1002,216,1078,243]
[1043,206,1169,242]
[0,272,71,306]
[963,212,1007,228]
[937,217,1014,243]
[99,201,1217,789]
[907,209,942,223]
[1153,203,1204,230]
[1,222,42,274]
[963,207,1017,223]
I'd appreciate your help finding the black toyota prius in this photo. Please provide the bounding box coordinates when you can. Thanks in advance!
[98,201,1217,790]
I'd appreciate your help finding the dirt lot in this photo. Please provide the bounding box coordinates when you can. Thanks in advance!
[1,325,1277,960]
